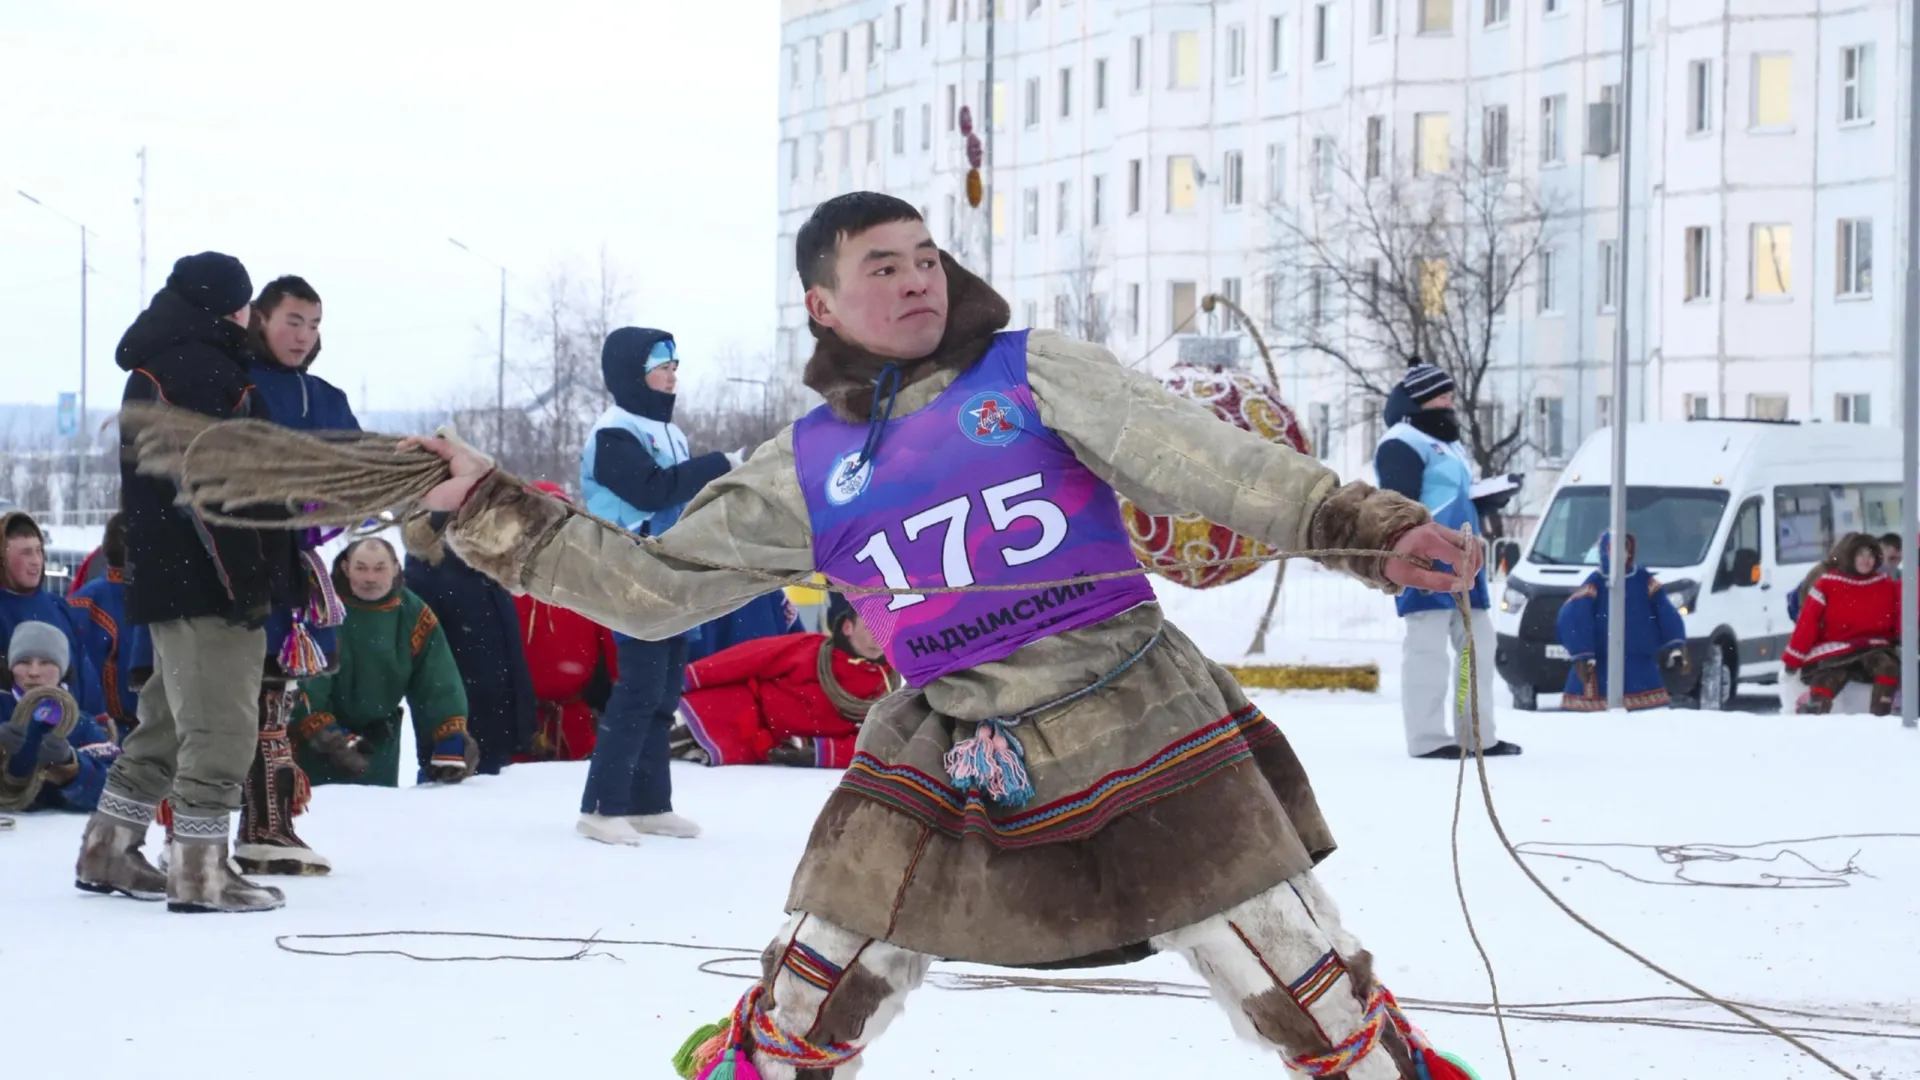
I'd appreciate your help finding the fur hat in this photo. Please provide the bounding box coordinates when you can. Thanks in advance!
[7,621,69,674]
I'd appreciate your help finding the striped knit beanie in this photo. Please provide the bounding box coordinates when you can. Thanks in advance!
[1399,357,1455,405]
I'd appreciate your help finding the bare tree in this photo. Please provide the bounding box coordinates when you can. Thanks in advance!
[1265,141,1559,479]
[676,348,820,456]
[1052,234,1111,346]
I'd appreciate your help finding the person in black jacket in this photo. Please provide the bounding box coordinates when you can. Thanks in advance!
[400,522,536,777]
[74,252,303,914]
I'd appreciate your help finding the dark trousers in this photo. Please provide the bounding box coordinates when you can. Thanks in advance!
[580,636,688,817]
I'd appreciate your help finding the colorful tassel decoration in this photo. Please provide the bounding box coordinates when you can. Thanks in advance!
[695,1050,760,1080]
[672,1020,731,1079]
[942,716,1034,809]
[277,621,328,678]
[300,549,346,628]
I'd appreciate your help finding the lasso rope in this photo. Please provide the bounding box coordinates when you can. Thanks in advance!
[130,403,1871,1078]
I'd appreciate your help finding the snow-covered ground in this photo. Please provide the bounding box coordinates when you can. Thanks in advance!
[6,696,1917,1077]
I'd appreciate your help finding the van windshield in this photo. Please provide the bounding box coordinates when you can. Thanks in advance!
[1528,486,1731,568]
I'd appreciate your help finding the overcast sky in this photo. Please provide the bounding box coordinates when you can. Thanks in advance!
[0,0,780,416]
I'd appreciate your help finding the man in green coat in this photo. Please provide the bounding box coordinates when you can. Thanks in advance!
[292,538,477,787]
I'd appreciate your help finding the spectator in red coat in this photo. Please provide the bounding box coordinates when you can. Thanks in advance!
[670,595,897,768]
[1784,533,1901,715]
[514,482,618,762]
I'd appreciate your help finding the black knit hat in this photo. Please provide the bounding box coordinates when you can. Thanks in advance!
[1399,356,1455,406]
[166,252,253,315]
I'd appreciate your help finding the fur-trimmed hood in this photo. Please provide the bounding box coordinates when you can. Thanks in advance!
[801,252,1010,422]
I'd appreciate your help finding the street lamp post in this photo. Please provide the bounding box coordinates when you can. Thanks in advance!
[1603,0,1637,711]
[18,191,90,519]
[448,238,508,454]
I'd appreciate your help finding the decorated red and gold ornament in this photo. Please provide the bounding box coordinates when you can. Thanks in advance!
[1120,365,1311,590]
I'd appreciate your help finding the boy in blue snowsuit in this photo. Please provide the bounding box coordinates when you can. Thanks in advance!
[0,621,120,813]
[68,513,152,732]
[1,510,105,719]
[1556,531,1688,711]
[575,328,744,845]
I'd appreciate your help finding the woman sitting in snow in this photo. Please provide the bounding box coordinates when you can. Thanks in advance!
[1555,531,1688,711]
[0,621,120,814]
[291,538,479,786]
[1784,532,1901,715]
[670,595,898,768]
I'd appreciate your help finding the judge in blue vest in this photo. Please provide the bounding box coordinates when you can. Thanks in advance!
[1373,361,1523,759]
[577,328,744,845]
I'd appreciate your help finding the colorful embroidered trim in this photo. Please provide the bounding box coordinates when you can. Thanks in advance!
[1288,950,1348,1011]
[840,705,1275,849]
[411,608,440,657]
[1561,687,1671,712]
[781,942,844,992]
[1290,983,1433,1077]
[432,717,468,743]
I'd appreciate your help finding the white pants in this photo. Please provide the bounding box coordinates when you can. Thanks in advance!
[1400,607,1498,756]
[739,872,1417,1079]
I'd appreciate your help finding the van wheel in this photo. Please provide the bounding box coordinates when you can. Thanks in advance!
[1695,643,1735,711]
[1511,684,1538,711]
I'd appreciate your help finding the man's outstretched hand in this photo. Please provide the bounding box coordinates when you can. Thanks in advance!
[403,434,494,511]
[1385,522,1484,594]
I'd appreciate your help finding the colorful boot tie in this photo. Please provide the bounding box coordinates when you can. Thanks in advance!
[673,985,860,1079]
[1287,984,1479,1080]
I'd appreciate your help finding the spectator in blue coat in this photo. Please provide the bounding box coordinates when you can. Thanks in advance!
[0,621,119,814]
[403,526,537,777]
[574,327,743,846]
[232,274,362,877]
[67,513,151,731]
[1555,531,1688,711]
[1373,361,1520,759]
[0,510,103,719]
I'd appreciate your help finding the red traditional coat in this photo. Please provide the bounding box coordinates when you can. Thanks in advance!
[513,593,618,761]
[1784,570,1901,671]
[676,632,893,768]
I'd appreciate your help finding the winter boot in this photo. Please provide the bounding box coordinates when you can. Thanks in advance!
[236,682,331,876]
[576,813,643,846]
[74,793,168,901]
[1802,687,1836,715]
[626,811,702,839]
[168,826,286,914]
[1870,676,1898,717]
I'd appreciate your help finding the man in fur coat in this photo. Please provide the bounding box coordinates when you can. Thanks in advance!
[403,193,1481,1079]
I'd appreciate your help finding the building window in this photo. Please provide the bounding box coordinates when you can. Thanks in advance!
[1362,399,1383,450]
[813,36,824,81]
[868,20,881,66]
[1753,54,1792,129]
[1269,15,1291,75]
[1365,115,1384,179]
[784,138,798,181]
[1130,35,1145,92]
[991,81,1005,130]
[922,0,931,45]
[1312,136,1335,195]
[1054,293,1069,329]
[892,108,906,155]
[1311,402,1332,457]
[921,102,932,149]
[1596,394,1613,431]
[1540,95,1565,164]
[1226,23,1246,81]
[839,29,850,72]
[1488,254,1509,315]
[1313,4,1331,63]
[1222,150,1245,207]
[992,190,1006,236]
[1168,155,1200,211]
[1419,259,1447,316]
[1598,83,1623,153]
[1751,224,1792,297]
[1684,227,1712,300]
[1171,281,1198,333]
[1536,247,1559,313]
[1747,394,1789,421]
[1267,142,1287,203]
[1484,0,1509,27]
[1835,393,1871,423]
[1841,45,1874,123]
[1027,0,1041,15]
[1686,60,1712,134]
[1838,218,1873,297]
[1366,258,1384,307]
[1416,112,1450,174]
[1309,271,1328,324]
[1056,180,1071,233]
[1266,273,1285,325]
[787,46,800,88]
[1094,57,1109,109]
[1024,77,1041,127]
[1534,397,1566,459]
[1023,188,1040,238]
[892,4,904,49]
[1220,276,1242,311]
[1127,282,1142,336]
[1091,174,1105,226]
[1170,31,1200,88]
[861,122,873,164]
[813,133,825,176]
[1127,158,1143,214]
[1369,0,1386,39]
[1420,0,1451,34]
[946,83,957,131]
[1482,104,1510,168]
[1023,300,1039,328]
[1598,239,1619,313]
[1059,67,1073,117]
[1543,0,1561,12]
[1684,393,1712,420]
[948,0,958,21]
